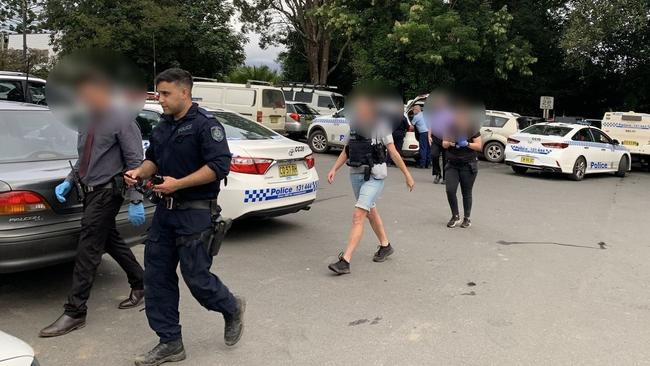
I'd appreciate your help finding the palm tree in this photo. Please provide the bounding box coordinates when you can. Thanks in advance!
[226,65,281,84]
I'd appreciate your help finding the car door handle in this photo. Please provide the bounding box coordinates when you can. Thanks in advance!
[485,129,492,132]
[584,146,589,149]
[601,148,606,151]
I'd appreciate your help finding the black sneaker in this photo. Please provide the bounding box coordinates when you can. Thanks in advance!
[328,253,350,275]
[433,175,440,184]
[447,215,461,228]
[134,340,186,366]
[373,244,394,262]
[460,217,471,228]
[224,296,246,346]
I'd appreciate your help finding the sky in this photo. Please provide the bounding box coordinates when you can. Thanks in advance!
[243,31,284,71]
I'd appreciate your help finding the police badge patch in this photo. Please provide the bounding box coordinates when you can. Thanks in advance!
[211,126,225,142]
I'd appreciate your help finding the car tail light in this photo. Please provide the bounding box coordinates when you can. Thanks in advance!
[0,191,50,215]
[542,142,569,149]
[289,113,300,122]
[256,111,263,123]
[507,138,520,144]
[304,154,315,169]
[230,157,273,175]
[408,144,418,149]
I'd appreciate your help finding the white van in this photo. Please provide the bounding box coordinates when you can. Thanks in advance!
[280,84,345,115]
[192,80,286,132]
[602,111,650,168]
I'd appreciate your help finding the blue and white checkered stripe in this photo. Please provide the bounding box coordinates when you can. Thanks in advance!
[244,189,271,203]
[602,121,650,130]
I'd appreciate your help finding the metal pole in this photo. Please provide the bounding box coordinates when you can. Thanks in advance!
[152,35,156,92]
[22,0,27,72]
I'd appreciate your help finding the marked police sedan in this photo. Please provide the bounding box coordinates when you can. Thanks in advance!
[141,103,319,219]
[505,123,631,181]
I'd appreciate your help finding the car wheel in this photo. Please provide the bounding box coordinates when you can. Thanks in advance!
[615,155,628,177]
[483,141,505,163]
[308,130,329,153]
[512,166,528,175]
[570,156,587,181]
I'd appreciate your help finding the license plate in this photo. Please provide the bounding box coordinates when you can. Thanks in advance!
[271,116,279,123]
[278,163,298,177]
[520,156,534,164]
[622,140,639,146]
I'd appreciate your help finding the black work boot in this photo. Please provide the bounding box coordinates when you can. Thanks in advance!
[373,244,394,262]
[224,296,246,346]
[328,253,350,275]
[460,217,472,228]
[134,340,186,366]
[447,215,461,228]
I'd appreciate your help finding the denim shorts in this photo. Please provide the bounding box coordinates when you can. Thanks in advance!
[349,173,385,211]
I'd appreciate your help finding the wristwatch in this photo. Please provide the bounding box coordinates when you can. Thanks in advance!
[130,200,143,205]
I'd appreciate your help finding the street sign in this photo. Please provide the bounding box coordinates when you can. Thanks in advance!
[540,96,554,110]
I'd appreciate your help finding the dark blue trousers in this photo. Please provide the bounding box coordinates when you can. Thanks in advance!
[418,132,431,168]
[144,206,237,343]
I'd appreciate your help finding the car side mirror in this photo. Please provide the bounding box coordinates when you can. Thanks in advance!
[612,139,620,145]
[328,104,335,109]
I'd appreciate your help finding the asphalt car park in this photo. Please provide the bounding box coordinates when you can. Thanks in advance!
[2,152,650,365]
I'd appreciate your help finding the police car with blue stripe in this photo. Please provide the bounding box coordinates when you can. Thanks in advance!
[141,102,319,219]
[505,122,631,181]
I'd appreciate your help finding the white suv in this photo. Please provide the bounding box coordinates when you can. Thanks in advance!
[481,110,521,163]
[0,71,47,105]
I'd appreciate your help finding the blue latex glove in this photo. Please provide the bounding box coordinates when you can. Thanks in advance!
[128,202,145,226]
[456,139,469,148]
[54,181,72,203]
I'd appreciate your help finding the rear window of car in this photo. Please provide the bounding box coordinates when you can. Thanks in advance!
[213,111,278,140]
[521,124,572,137]
[293,103,319,115]
[0,110,77,163]
[294,91,312,103]
[262,89,285,109]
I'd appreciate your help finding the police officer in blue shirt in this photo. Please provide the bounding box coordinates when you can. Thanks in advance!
[125,68,245,366]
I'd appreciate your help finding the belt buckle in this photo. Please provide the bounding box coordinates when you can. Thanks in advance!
[165,197,174,210]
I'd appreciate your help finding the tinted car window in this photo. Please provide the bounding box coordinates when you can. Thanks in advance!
[283,91,294,101]
[317,95,332,108]
[493,116,508,128]
[262,89,285,108]
[0,110,77,162]
[522,124,572,136]
[28,81,47,105]
[0,80,25,102]
[214,111,278,140]
[137,110,161,140]
[286,104,296,113]
[332,95,345,109]
[591,129,612,144]
[571,128,594,142]
[293,103,319,115]
[294,91,312,103]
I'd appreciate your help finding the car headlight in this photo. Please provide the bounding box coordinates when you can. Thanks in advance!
[31,357,41,366]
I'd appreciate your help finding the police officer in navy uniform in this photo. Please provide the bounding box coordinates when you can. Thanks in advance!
[125,68,245,366]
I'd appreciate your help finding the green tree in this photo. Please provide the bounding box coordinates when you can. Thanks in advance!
[46,0,245,85]
[226,65,281,84]
[0,0,47,71]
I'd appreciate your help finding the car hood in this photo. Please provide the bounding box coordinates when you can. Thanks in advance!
[0,331,34,361]
[0,159,73,189]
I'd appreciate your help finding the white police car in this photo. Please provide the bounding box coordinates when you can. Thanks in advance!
[505,122,631,181]
[306,108,420,158]
[141,103,319,219]
[0,331,38,366]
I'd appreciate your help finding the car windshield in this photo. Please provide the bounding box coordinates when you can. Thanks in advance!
[293,103,319,115]
[214,111,278,140]
[0,110,78,163]
[521,124,572,137]
[332,95,345,109]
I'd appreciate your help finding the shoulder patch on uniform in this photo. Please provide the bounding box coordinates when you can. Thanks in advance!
[211,126,225,142]
[198,108,215,119]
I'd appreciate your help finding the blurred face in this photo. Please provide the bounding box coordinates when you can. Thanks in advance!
[77,80,111,113]
[157,81,191,116]
[413,105,422,114]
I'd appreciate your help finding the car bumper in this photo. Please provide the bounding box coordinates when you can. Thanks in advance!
[238,200,314,219]
[505,147,567,173]
[219,170,319,220]
[0,207,153,273]
[285,120,310,133]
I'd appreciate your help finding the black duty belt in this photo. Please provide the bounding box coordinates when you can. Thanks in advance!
[160,196,215,210]
[82,181,113,193]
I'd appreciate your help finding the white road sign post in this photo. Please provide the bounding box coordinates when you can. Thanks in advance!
[540,96,554,120]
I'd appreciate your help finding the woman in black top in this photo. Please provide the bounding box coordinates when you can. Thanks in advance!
[442,119,482,228]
